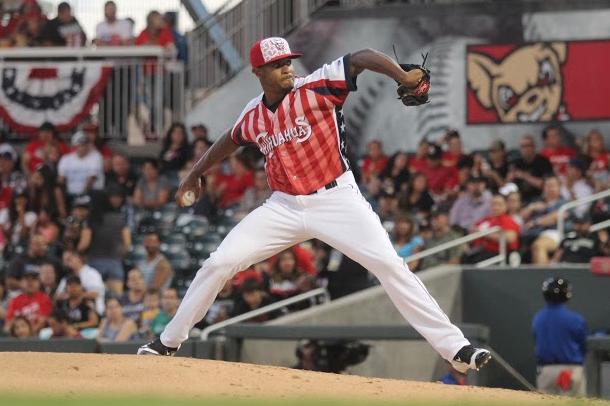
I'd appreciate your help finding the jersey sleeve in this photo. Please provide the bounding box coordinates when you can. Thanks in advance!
[296,54,358,106]
[230,96,261,146]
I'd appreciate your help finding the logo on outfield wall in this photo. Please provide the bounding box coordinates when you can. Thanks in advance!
[466,40,610,124]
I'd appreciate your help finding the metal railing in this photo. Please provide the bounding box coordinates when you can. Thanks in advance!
[200,287,330,340]
[187,0,328,93]
[404,226,507,268]
[0,46,183,141]
[556,188,610,241]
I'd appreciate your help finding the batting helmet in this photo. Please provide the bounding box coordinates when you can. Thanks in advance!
[542,277,572,304]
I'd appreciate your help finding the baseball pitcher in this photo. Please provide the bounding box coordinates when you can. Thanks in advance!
[138,37,491,374]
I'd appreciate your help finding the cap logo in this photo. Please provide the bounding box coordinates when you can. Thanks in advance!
[260,38,291,64]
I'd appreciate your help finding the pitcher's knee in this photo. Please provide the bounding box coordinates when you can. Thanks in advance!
[199,251,241,279]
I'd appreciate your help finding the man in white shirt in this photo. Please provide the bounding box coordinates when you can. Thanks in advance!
[56,250,106,315]
[94,1,133,46]
[561,158,593,218]
[58,131,105,197]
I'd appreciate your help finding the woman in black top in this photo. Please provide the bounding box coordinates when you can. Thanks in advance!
[159,122,190,174]
[398,172,434,216]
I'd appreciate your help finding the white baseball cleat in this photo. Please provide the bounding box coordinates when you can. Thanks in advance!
[450,345,492,373]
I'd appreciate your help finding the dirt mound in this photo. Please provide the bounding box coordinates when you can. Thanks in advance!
[0,353,568,403]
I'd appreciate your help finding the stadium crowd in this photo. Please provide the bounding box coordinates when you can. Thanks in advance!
[1,118,609,341]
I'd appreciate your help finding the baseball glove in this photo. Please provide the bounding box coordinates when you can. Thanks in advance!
[396,53,431,106]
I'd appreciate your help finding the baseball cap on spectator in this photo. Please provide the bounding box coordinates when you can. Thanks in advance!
[39,121,55,133]
[250,37,302,69]
[431,205,450,218]
[499,182,519,196]
[73,194,91,208]
[0,148,16,163]
[23,268,40,278]
[427,143,443,160]
[241,277,261,293]
[568,157,588,176]
[71,131,88,146]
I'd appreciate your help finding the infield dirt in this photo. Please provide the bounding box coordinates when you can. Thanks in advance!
[0,352,594,404]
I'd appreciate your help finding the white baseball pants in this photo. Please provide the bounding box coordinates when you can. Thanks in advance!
[161,171,470,361]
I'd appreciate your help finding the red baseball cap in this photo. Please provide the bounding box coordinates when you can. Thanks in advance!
[250,37,302,69]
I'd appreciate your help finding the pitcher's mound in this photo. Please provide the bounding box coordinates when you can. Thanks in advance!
[0,352,565,403]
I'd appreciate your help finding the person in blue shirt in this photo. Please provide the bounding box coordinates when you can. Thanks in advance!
[532,277,587,396]
[392,214,424,263]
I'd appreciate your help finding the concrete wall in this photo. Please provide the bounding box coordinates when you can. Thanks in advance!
[240,265,463,381]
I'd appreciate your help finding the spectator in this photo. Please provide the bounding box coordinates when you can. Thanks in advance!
[87,185,131,294]
[463,194,520,263]
[163,11,187,62]
[231,278,279,322]
[120,268,146,322]
[552,215,600,264]
[4,269,52,334]
[40,2,86,47]
[139,288,161,339]
[136,231,173,290]
[190,124,210,143]
[0,144,26,196]
[583,129,609,190]
[421,209,464,269]
[441,129,465,168]
[94,1,133,46]
[8,1,46,47]
[135,10,174,49]
[521,176,566,265]
[408,138,429,174]
[392,214,424,262]
[421,143,458,199]
[97,297,137,342]
[481,140,509,192]
[150,288,180,337]
[32,208,61,246]
[1,189,36,249]
[55,275,100,330]
[48,309,81,338]
[159,123,190,174]
[132,159,170,210]
[560,158,593,218]
[397,172,434,217]
[215,154,255,209]
[237,168,271,216]
[179,138,211,181]
[39,262,58,297]
[57,250,105,315]
[449,176,492,232]
[540,125,576,177]
[61,194,92,253]
[27,163,67,219]
[106,153,137,197]
[377,190,399,226]
[83,122,113,172]
[9,315,34,339]
[379,151,410,194]
[57,131,105,199]
[455,155,475,192]
[506,191,524,228]
[361,139,388,183]
[532,278,586,396]
[269,249,308,300]
[22,122,68,174]
[7,234,60,280]
[507,135,553,204]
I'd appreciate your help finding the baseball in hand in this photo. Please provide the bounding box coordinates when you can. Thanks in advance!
[182,191,196,207]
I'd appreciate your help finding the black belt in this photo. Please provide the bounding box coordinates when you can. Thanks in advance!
[308,179,338,195]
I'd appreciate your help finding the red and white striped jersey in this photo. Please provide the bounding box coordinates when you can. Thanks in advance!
[230,55,357,195]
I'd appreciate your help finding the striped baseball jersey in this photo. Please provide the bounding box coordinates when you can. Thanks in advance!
[230,55,357,195]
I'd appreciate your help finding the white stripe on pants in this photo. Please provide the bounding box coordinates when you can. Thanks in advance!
[161,171,470,360]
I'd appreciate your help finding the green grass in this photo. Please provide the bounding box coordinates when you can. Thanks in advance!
[0,396,603,406]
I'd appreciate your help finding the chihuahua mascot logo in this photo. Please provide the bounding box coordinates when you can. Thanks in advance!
[467,42,568,123]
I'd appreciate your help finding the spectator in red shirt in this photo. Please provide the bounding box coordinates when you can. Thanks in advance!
[4,270,52,334]
[135,10,174,49]
[441,129,465,168]
[360,139,388,183]
[584,129,609,190]
[22,122,69,174]
[540,125,575,177]
[408,138,428,174]
[216,154,254,209]
[421,143,458,199]
[464,194,521,263]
